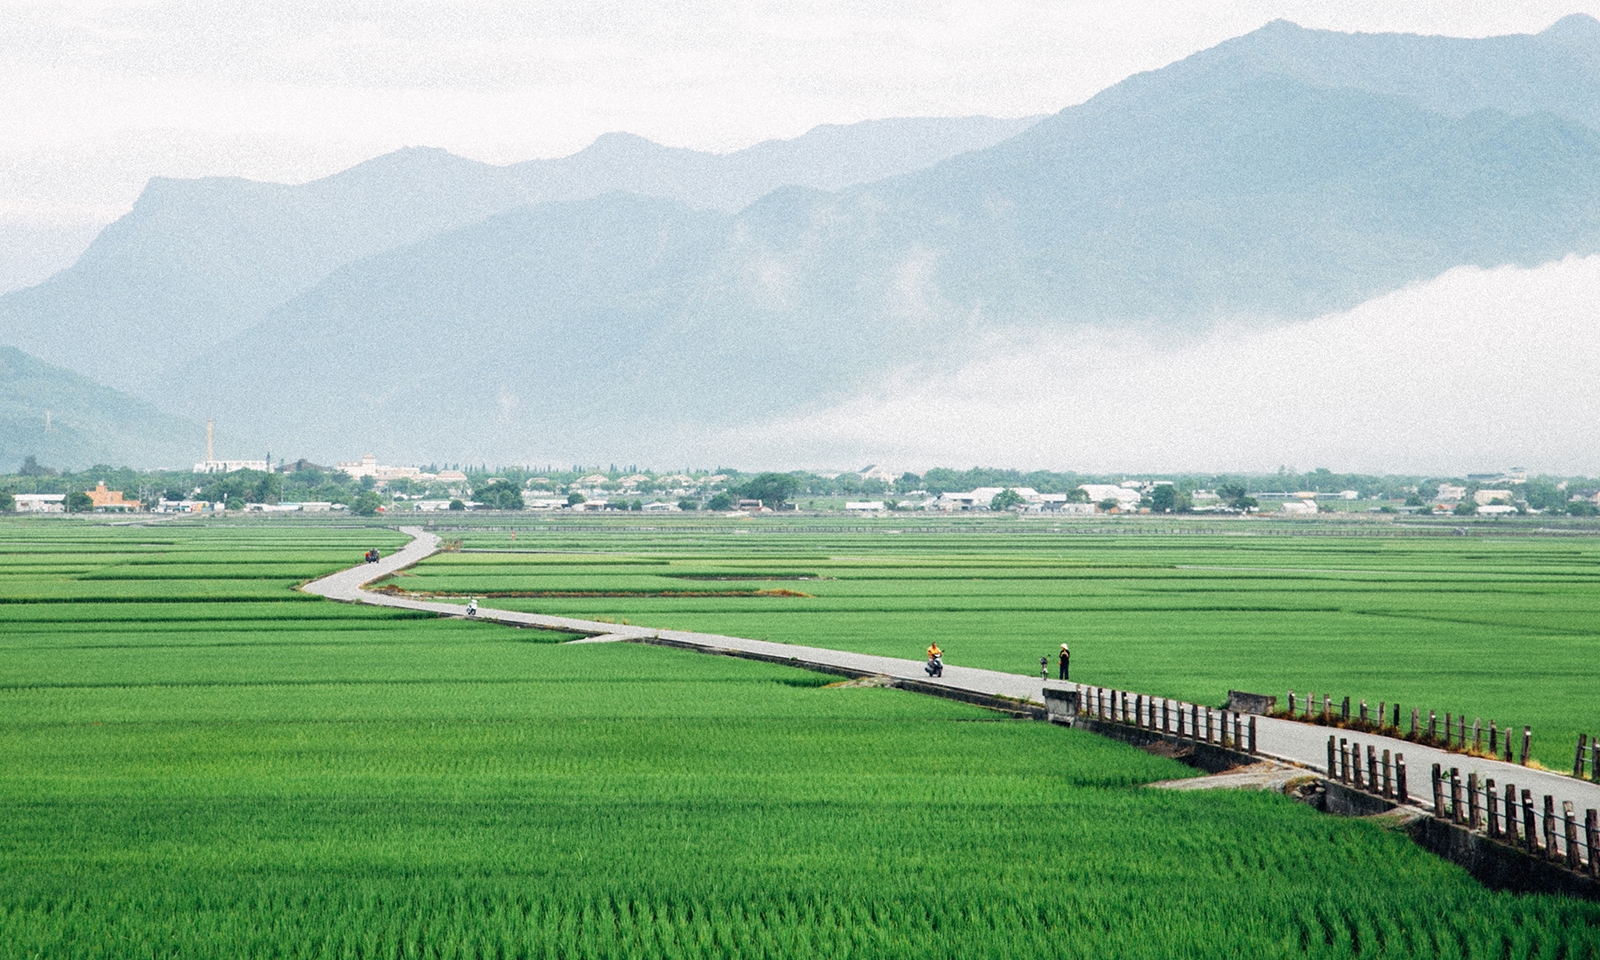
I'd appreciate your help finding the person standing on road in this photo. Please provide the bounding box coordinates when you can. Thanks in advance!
[1058,643,1070,680]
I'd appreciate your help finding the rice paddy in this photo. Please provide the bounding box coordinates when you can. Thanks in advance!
[400,520,1600,770]
[1,516,1598,957]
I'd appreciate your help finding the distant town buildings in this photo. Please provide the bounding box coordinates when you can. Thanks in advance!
[845,501,887,513]
[193,417,266,473]
[1076,485,1144,510]
[14,493,65,513]
[85,482,137,512]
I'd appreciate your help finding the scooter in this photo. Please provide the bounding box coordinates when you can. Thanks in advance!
[466,599,478,617]
[925,654,943,678]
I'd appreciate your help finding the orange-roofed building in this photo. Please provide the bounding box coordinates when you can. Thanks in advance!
[86,482,139,512]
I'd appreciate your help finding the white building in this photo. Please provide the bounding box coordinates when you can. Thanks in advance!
[336,454,439,484]
[1077,485,1143,510]
[14,493,65,513]
[1474,489,1514,506]
[1478,504,1517,516]
[1436,484,1467,502]
[858,464,897,483]
[1049,502,1096,516]
[194,459,268,474]
[1281,500,1319,516]
[845,501,887,513]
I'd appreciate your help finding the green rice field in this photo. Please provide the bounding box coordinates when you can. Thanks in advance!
[400,519,1600,771]
[1,517,1598,957]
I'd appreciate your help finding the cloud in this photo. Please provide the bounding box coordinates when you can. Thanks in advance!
[713,255,1600,474]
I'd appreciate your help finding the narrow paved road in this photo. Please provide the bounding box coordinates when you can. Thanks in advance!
[304,526,1600,822]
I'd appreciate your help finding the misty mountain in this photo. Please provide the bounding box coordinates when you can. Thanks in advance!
[168,58,1600,462]
[0,116,1038,393]
[10,16,1600,466]
[0,347,197,472]
[1184,14,1600,131]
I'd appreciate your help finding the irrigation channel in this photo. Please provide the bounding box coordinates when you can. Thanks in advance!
[306,526,1600,893]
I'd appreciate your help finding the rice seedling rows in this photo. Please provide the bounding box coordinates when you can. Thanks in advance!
[403,523,1600,769]
[0,518,1596,957]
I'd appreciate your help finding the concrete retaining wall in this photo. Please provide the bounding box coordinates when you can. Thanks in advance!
[1074,717,1258,774]
[1409,817,1600,899]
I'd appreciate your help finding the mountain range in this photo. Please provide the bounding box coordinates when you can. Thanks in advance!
[2,16,1599,466]
[0,347,197,472]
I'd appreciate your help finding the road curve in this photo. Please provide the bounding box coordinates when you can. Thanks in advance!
[305,525,1600,821]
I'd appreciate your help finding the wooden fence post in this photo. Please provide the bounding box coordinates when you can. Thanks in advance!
[1505,731,1514,763]
[1382,749,1392,799]
[1341,739,1352,782]
[1522,790,1537,855]
[1591,736,1599,783]
[1429,710,1437,741]
[1486,778,1499,837]
[1576,733,1589,779]
[1445,712,1452,746]
[1563,802,1581,870]
[1473,718,1482,754]
[1396,755,1408,804]
[1505,783,1519,842]
[1287,690,1295,715]
[1191,703,1199,740]
[1411,708,1419,737]
[1351,742,1363,788]
[1450,768,1463,824]
[1378,701,1387,730]
[1327,736,1336,776]
[1359,699,1368,722]
[1248,715,1257,755]
[1467,772,1479,829]
[1206,707,1213,744]
[1392,702,1400,729]
[1543,795,1558,860]
[1367,745,1378,792]
[1431,763,1444,816]
[1490,720,1497,753]
[1458,714,1466,748]
[1587,809,1599,878]
[1341,696,1350,720]
[1323,694,1331,719]
[1521,727,1532,766]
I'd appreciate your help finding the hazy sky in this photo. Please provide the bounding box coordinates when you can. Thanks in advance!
[4,1,1598,228]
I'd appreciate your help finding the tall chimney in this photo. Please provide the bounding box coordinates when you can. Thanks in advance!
[206,418,214,463]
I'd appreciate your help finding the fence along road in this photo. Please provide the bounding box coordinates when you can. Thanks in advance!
[306,526,1600,826]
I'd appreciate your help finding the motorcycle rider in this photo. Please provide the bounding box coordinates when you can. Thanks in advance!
[466,598,478,617]
[925,642,943,677]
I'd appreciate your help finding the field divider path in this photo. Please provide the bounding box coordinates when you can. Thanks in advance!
[305,526,1600,821]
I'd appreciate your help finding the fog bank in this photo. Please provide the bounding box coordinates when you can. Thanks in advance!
[713,255,1600,475]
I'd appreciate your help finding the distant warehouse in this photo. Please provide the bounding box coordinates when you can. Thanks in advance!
[13,494,65,513]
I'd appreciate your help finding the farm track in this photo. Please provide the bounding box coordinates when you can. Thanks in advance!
[306,525,1600,820]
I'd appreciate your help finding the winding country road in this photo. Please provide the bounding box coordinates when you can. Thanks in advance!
[305,526,1600,824]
